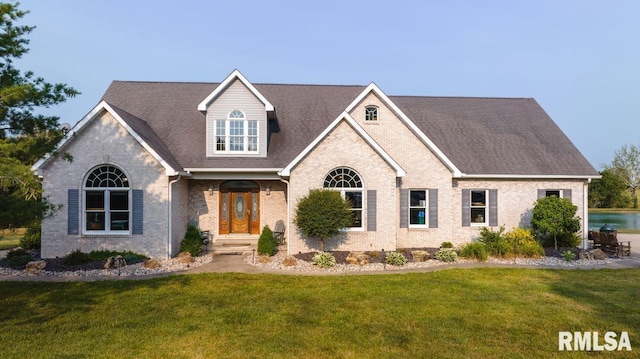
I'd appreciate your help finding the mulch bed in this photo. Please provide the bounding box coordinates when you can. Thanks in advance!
[0,250,145,272]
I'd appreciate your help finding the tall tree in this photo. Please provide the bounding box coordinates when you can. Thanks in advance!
[0,2,78,228]
[607,144,640,208]
[588,169,632,208]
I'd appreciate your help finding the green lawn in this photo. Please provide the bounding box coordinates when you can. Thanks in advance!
[0,228,24,250]
[1,269,638,358]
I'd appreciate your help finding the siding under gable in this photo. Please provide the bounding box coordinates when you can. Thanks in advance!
[206,79,267,158]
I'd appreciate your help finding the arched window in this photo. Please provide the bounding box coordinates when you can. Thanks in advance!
[323,167,363,229]
[215,109,258,153]
[365,106,378,122]
[84,165,130,233]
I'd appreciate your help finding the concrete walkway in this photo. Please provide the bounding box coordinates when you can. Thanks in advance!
[2,234,639,281]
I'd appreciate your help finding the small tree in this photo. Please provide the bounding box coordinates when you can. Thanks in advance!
[530,196,580,250]
[607,144,640,208]
[294,189,352,252]
[180,224,202,256]
[257,225,275,256]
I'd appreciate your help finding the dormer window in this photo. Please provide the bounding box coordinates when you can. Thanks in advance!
[365,106,378,122]
[215,110,258,153]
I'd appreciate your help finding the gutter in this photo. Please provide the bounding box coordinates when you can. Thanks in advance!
[168,171,191,258]
[279,177,291,255]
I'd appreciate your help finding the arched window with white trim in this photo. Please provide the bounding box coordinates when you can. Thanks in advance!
[323,167,364,229]
[83,165,131,233]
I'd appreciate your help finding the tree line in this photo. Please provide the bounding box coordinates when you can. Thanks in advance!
[589,144,640,209]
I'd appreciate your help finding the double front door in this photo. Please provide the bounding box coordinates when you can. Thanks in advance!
[219,190,260,235]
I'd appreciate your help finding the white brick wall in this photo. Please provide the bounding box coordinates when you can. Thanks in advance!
[40,110,171,259]
[289,120,398,253]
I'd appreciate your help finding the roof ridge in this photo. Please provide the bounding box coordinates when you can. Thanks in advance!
[390,94,534,100]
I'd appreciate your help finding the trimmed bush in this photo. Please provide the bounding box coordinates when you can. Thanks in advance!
[434,248,458,262]
[7,255,31,269]
[257,225,276,256]
[181,224,203,257]
[294,189,352,252]
[440,242,454,249]
[385,251,407,266]
[63,249,92,266]
[459,242,488,262]
[5,247,29,260]
[20,222,41,250]
[313,252,336,268]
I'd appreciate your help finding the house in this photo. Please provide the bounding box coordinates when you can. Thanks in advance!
[32,70,599,259]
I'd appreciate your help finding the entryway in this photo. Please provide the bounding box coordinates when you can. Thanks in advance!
[219,181,260,235]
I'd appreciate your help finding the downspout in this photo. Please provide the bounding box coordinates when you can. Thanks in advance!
[279,178,291,255]
[583,178,591,250]
[168,174,183,258]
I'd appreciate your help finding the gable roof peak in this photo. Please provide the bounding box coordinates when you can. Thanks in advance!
[197,69,274,112]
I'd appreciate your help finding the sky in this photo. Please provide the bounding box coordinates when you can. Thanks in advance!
[16,0,640,170]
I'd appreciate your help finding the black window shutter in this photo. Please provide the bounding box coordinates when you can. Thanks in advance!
[563,189,572,201]
[462,189,470,226]
[367,190,377,232]
[132,190,143,235]
[489,189,498,226]
[428,189,438,228]
[400,189,408,228]
[537,189,546,199]
[68,189,79,235]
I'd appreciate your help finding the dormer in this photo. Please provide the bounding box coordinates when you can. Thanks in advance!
[199,70,275,158]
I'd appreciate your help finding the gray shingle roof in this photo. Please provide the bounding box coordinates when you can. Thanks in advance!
[101,81,597,177]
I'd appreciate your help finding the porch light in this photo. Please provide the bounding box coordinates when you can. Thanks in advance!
[208,186,213,196]
[266,185,271,196]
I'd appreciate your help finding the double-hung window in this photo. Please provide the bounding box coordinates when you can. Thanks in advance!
[409,190,428,227]
[470,190,487,225]
[324,167,364,229]
[84,166,130,234]
[215,110,258,153]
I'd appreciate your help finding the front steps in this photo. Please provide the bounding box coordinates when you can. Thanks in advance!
[208,235,258,254]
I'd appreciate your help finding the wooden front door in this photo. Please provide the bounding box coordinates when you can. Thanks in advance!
[231,192,250,233]
[219,189,260,235]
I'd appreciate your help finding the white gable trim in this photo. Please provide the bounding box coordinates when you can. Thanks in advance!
[279,112,406,177]
[345,83,463,177]
[197,69,274,112]
[32,101,179,176]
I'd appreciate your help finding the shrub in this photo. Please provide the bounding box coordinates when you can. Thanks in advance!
[294,189,352,252]
[20,222,41,250]
[459,242,488,262]
[561,250,577,262]
[434,248,458,262]
[313,252,336,268]
[531,196,581,250]
[504,227,544,258]
[385,251,407,266]
[7,255,31,269]
[477,226,508,257]
[440,241,453,249]
[257,225,276,256]
[181,224,203,257]
[63,249,92,266]
[5,247,30,260]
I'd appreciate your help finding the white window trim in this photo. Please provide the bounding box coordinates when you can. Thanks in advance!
[364,105,378,122]
[470,189,488,226]
[82,188,132,235]
[214,110,259,154]
[408,189,429,228]
[340,189,365,232]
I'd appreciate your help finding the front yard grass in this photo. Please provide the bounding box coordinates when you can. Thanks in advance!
[0,228,24,250]
[1,268,638,358]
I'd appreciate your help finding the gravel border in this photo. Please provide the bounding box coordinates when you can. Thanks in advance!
[245,252,619,273]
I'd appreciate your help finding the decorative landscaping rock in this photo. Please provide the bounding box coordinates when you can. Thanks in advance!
[590,249,608,260]
[143,258,162,269]
[25,260,46,272]
[104,255,127,269]
[411,250,430,262]
[176,252,195,264]
[346,252,370,265]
